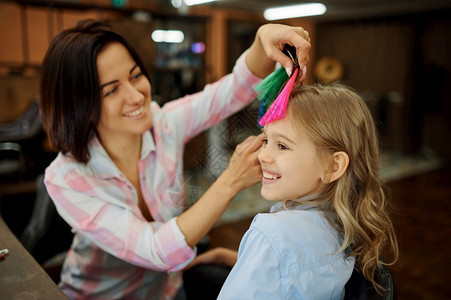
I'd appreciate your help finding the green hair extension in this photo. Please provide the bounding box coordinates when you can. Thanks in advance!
[255,66,288,120]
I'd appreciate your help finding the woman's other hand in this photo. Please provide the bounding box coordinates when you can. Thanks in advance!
[219,134,264,192]
[177,135,263,247]
[246,23,311,79]
[185,247,238,270]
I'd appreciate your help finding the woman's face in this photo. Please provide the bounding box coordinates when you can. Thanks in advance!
[258,114,324,201]
[96,42,152,141]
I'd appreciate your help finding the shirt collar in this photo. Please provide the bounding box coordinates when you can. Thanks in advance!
[140,129,155,159]
[87,131,156,179]
[270,195,320,213]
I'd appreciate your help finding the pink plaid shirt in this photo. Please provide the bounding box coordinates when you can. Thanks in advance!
[44,52,261,299]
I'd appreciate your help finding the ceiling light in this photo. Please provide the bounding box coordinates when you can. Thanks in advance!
[171,0,183,8]
[264,3,327,20]
[151,30,184,43]
[184,0,218,6]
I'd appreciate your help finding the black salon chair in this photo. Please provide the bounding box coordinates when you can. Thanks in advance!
[20,174,56,253]
[0,142,25,182]
[19,174,73,281]
[0,100,45,197]
[0,100,42,142]
[184,263,396,300]
[184,263,232,300]
[19,174,73,259]
[344,264,396,300]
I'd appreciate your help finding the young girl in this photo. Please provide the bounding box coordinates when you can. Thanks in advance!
[216,83,399,299]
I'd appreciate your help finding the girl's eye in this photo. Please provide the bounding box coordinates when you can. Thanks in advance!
[262,138,268,145]
[278,143,288,150]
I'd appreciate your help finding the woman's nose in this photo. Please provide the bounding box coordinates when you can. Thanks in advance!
[124,83,144,103]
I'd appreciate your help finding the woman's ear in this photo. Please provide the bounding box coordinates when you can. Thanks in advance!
[322,151,349,183]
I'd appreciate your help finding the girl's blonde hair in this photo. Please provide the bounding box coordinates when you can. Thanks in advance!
[285,83,398,291]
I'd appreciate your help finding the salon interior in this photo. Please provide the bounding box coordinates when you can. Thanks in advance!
[0,0,450,298]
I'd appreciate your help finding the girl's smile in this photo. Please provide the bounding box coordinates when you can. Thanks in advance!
[262,169,281,184]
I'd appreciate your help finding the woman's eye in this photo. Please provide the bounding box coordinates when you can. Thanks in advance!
[104,86,118,97]
[131,72,143,81]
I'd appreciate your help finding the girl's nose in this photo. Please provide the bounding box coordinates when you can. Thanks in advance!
[258,145,273,164]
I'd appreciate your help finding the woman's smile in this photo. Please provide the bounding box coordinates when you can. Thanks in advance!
[123,105,145,118]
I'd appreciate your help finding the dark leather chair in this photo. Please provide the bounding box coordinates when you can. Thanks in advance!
[344,264,396,300]
[183,263,231,300]
[20,174,56,253]
[19,174,73,281]
[0,141,25,182]
[0,101,45,196]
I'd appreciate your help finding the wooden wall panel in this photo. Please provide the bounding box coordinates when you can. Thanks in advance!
[27,7,49,65]
[316,21,414,93]
[0,3,116,122]
[61,9,103,30]
[0,3,23,65]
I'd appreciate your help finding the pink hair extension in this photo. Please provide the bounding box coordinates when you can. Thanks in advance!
[258,67,299,126]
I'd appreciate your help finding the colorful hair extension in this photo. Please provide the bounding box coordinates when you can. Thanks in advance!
[256,45,300,127]
[258,67,299,126]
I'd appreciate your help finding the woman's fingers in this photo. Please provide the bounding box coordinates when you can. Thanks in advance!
[184,248,238,270]
[292,26,310,43]
[295,66,307,86]
[235,134,264,155]
[260,24,311,76]
[247,23,311,78]
[225,135,263,190]
[291,30,311,71]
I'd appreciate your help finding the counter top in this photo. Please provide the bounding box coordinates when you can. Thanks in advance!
[0,216,68,299]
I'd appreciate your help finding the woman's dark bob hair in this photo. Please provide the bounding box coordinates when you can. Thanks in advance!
[39,19,149,163]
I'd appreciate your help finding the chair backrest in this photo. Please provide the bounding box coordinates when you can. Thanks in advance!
[0,142,25,181]
[344,264,396,300]
[0,101,44,184]
[0,101,42,143]
[19,174,73,265]
[20,174,55,253]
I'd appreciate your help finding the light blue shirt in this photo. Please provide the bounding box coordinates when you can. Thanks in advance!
[218,203,355,300]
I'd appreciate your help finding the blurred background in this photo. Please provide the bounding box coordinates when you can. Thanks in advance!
[0,0,450,299]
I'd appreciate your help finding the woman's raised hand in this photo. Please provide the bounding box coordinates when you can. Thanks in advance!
[246,23,311,79]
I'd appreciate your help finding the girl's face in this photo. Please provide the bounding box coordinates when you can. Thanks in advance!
[258,114,324,201]
[96,42,152,141]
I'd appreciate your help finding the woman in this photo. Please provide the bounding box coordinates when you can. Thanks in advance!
[39,19,310,299]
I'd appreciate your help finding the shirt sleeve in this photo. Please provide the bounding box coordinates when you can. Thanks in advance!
[45,166,196,272]
[218,226,283,300]
[157,50,262,145]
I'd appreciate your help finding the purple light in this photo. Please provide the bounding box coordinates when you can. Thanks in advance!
[191,42,205,54]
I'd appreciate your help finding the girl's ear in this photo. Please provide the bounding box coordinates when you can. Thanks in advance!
[322,151,349,183]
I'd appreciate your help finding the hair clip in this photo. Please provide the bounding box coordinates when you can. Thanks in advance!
[283,44,298,69]
[256,44,300,127]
